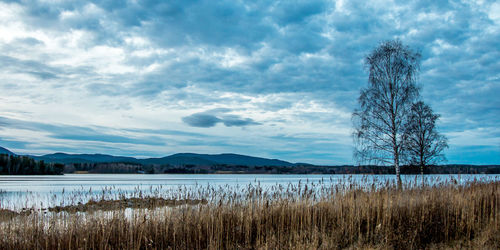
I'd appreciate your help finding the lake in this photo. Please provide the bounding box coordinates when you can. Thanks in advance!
[1,174,498,210]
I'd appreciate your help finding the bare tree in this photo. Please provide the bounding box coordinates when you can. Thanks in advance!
[404,101,448,177]
[353,40,421,187]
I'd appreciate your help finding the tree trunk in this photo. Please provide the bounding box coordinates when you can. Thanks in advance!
[420,152,425,186]
[420,164,425,187]
[395,155,402,189]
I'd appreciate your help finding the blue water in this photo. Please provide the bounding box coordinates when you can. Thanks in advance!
[0,174,498,209]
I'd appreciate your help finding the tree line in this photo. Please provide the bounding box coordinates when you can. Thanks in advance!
[64,162,500,175]
[0,154,64,175]
[64,162,143,174]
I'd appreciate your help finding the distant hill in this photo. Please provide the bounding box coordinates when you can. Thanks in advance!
[32,153,140,164]
[0,146,16,156]
[142,154,218,166]
[28,151,295,167]
[170,153,294,167]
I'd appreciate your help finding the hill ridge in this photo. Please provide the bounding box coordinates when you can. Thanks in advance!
[0,146,16,156]
[0,146,296,166]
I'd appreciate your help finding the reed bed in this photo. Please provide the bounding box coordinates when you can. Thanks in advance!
[0,177,498,249]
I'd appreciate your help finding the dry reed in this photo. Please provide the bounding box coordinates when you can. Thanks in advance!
[0,177,498,249]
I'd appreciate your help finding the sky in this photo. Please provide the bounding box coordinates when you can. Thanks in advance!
[0,0,499,165]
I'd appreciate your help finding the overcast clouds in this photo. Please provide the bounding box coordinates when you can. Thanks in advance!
[0,0,498,164]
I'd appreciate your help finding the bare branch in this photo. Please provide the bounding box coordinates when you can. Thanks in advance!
[353,40,421,184]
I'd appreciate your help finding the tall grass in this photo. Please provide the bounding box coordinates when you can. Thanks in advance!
[0,178,498,249]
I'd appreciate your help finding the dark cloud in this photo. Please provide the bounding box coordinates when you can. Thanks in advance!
[221,115,260,127]
[182,113,221,128]
[272,0,327,26]
[182,112,260,128]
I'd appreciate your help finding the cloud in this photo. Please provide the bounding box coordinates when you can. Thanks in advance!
[0,116,165,146]
[182,113,221,128]
[182,111,260,128]
[0,55,60,80]
[221,115,260,127]
[0,0,499,164]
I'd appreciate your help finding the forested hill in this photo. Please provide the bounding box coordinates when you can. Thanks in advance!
[31,152,294,167]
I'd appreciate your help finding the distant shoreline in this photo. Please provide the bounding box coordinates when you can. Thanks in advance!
[62,163,500,175]
[43,164,500,176]
[2,152,499,175]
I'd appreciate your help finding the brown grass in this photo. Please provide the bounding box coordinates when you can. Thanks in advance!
[0,178,498,249]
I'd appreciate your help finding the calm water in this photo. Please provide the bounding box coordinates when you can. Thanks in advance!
[1,174,498,210]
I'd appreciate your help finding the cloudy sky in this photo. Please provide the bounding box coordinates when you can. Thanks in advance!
[0,0,498,164]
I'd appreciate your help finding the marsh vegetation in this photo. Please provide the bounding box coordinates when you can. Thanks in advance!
[0,177,498,249]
